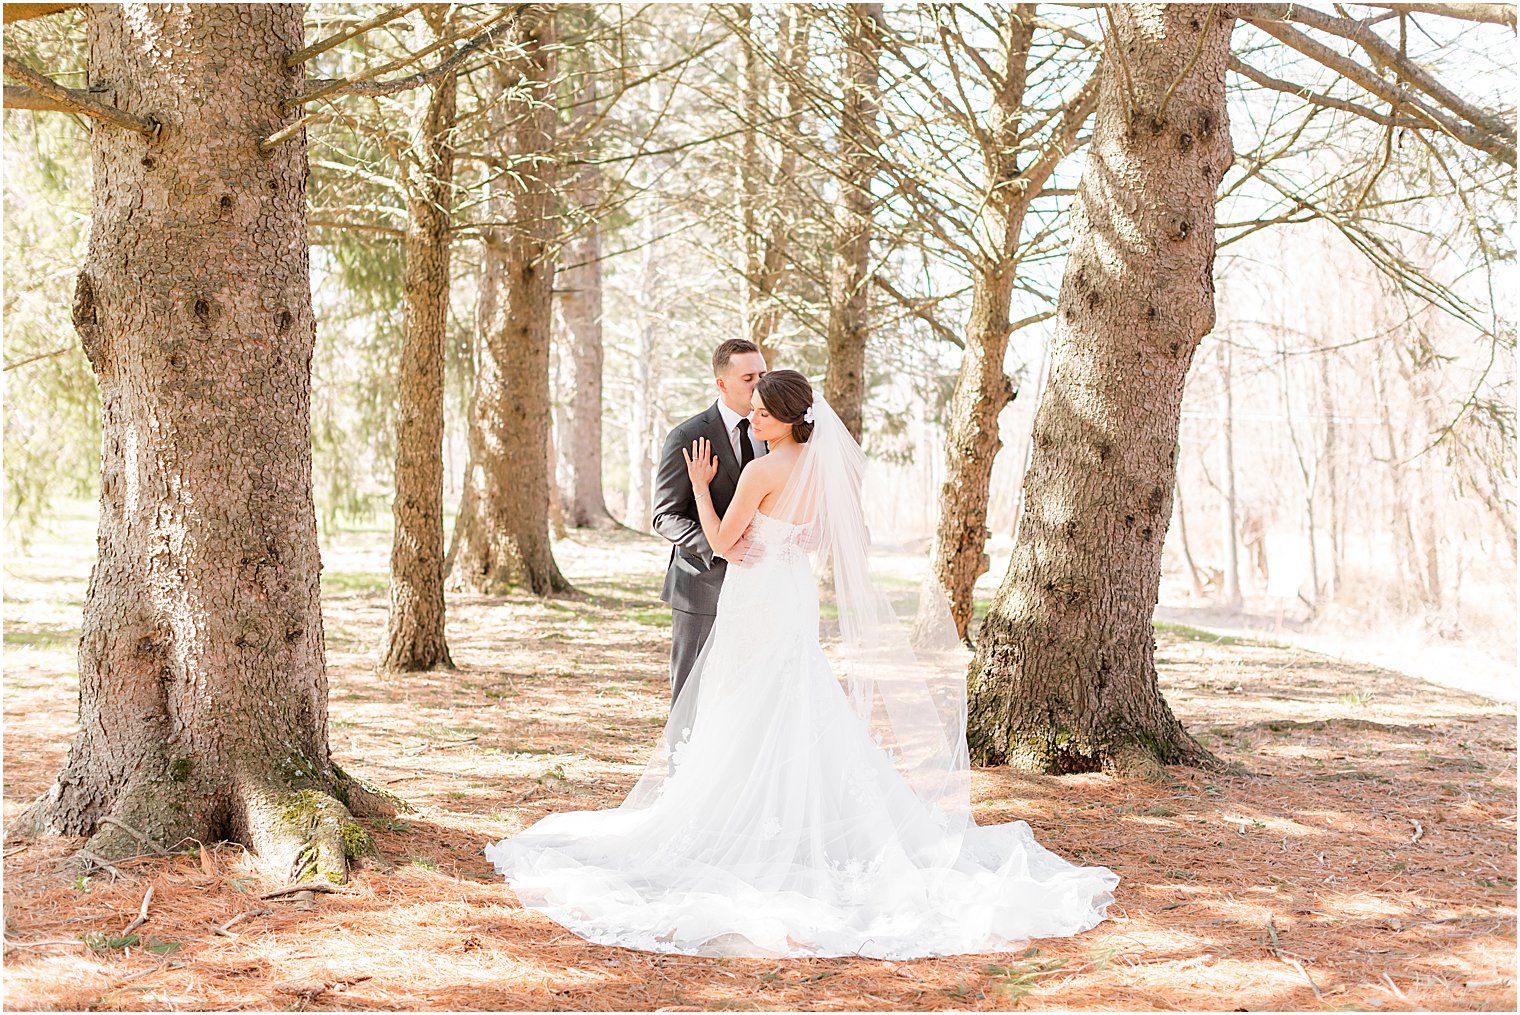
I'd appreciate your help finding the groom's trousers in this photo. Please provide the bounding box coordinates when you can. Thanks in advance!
[670,608,717,704]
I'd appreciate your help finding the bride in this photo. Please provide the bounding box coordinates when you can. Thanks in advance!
[485,369,1118,959]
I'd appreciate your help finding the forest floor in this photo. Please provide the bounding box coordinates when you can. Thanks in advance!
[3,508,1516,1012]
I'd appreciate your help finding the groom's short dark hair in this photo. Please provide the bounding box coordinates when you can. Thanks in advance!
[713,338,760,377]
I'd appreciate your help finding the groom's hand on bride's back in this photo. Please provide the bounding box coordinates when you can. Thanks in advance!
[726,535,764,567]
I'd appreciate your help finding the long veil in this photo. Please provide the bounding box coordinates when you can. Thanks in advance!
[768,395,973,824]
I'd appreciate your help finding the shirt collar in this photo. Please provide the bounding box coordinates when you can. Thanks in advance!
[715,398,750,432]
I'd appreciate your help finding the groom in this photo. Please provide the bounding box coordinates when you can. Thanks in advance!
[652,338,768,703]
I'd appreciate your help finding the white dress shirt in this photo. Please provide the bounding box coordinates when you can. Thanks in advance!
[715,398,765,464]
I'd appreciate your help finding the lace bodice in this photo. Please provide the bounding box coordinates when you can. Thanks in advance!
[745,510,817,566]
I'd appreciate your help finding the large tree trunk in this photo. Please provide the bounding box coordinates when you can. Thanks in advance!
[823,3,883,442]
[383,7,457,672]
[7,4,395,878]
[965,4,1233,779]
[554,79,615,529]
[447,12,569,596]
[927,7,1100,639]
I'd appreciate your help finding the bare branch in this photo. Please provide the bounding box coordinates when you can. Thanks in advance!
[284,5,525,110]
[1238,10,1516,164]
[286,4,426,68]
[1238,3,1515,163]
[1360,3,1516,29]
[1018,66,1100,199]
[2,57,158,137]
[4,83,71,112]
[307,218,406,238]
[1228,56,1426,129]
[872,273,963,347]
[4,344,75,371]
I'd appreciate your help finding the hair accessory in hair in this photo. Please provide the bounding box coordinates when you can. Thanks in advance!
[803,406,815,424]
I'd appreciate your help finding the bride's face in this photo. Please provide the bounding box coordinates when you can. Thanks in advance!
[749,391,790,443]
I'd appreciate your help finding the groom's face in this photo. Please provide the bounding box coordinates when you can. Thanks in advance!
[716,351,768,416]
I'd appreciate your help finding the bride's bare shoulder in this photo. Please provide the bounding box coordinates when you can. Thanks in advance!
[741,449,795,488]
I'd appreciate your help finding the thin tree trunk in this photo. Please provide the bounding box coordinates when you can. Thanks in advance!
[547,424,567,540]
[1218,341,1244,608]
[623,240,661,532]
[1279,348,1321,611]
[1173,480,1208,598]
[823,3,883,442]
[1399,340,1447,610]
[928,7,1099,639]
[965,3,1233,779]
[1373,346,1421,608]
[447,12,569,596]
[734,3,808,363]
[383,6,457,673]
[1319,347,1341,599]
[555,78,615,528]
[8,3,396,877]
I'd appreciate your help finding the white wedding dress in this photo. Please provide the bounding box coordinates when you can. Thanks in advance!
[486,401,1118,959]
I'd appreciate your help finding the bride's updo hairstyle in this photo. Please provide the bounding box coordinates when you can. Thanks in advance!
[756,369,815,443]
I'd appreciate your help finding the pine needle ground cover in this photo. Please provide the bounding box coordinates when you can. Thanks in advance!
[4,511,1514,1012]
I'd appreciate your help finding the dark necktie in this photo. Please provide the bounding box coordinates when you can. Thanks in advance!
[736,418,755,468]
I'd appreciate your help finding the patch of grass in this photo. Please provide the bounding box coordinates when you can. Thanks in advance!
[3,626,78,650]
[1153,621,1277,648]
[82,931,140,952]
[1315,769,1394,783]
[371,816,412,833]
[415,722,486,740]
[624,609,671,628]
[1341,688,1376,707]
[983,950,1072,1005]
[321,571,388,595]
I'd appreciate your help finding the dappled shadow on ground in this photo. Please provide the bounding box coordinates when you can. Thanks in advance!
[4,525,1515,1011]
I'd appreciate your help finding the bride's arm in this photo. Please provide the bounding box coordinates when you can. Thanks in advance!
[683,437,771,559]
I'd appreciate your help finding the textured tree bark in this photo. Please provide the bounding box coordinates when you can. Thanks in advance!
[383,7,457,672]
[966,4,1234,779]
[823,3,883,442]
[447,12,569,596]
[7,4,396,877]
[554,79,615,529]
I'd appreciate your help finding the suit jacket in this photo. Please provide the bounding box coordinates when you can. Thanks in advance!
[652,402,764,615]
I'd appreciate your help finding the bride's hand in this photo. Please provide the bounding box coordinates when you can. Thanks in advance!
[682,437,718,491]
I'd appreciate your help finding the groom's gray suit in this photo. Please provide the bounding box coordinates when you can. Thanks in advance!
[652,401,765,703]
